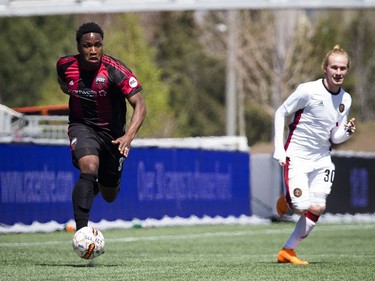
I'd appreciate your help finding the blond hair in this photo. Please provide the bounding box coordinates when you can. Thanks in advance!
[321,45,350,70]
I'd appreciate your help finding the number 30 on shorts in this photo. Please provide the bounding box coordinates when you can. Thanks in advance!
[324,169,335,183]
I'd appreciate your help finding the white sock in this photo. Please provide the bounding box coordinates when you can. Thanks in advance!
[284,213,317,249]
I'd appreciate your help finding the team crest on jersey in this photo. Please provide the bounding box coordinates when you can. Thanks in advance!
[96,76,106,90]
[293,188,302,198]
[339,103,345,113]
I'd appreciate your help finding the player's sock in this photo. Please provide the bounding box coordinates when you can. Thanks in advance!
[284,211,319,249]
[72,173,97,230]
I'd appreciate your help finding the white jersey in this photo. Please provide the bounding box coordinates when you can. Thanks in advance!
[274,79,352,162]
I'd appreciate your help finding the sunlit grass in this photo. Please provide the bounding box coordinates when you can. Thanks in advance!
[0,223,374,281]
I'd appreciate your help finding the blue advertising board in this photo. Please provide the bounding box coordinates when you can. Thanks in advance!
[0,143,251,225]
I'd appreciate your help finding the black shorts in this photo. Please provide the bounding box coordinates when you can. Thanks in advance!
[68,123,125,187]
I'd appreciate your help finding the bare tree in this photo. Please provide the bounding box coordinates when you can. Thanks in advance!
[199,10,319,138]
[237,10,317,114]
[199,9,375,141]
[349,11,375,122]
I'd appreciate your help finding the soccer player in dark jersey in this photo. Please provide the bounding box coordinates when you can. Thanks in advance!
[56,22,146,230]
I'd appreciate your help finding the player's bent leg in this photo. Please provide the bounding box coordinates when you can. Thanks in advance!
[276,193,307,216]
[98,166,122,202]
[276,193,289,217]
[99,183,120,203]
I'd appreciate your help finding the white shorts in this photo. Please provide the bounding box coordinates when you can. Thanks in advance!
[283,156,335,211]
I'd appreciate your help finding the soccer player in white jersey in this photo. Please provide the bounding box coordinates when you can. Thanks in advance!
[273,45,356,265]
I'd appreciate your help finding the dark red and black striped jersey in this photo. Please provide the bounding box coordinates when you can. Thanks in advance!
[56,54,142,138]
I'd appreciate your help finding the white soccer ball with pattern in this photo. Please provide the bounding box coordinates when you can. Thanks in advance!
[72,226,105,259]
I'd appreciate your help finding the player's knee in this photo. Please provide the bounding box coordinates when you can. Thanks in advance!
[99,183,120,203]
[98,172,121,202]
[309,204,326,215]
[78,156,99,175]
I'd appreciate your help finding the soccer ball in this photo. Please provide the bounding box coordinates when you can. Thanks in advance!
[72,226,105,259]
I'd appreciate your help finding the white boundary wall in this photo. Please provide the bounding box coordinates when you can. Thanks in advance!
[250,153,281,218]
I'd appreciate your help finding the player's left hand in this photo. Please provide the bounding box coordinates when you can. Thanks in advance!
[345,117,356,134]
[112,137,131,157]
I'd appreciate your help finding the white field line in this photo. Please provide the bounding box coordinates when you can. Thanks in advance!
[0,224,374,248]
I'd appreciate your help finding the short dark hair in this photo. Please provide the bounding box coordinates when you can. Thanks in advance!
[76,22,104,43]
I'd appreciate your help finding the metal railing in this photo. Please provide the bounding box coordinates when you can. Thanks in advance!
[0,104,68,144]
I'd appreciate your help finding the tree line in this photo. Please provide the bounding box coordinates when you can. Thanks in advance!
[0,10,374,145]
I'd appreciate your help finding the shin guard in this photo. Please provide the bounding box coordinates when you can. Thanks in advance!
[72,173,97,230]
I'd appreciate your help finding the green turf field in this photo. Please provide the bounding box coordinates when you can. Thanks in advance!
[1,222,374,281]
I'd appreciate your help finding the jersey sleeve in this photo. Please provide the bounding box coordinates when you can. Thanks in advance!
[273,84,309,162]
[273,104,288,162]
[330,93,353,144]
[56,56,73,95]
[104,55,143,98]
[119,75,142,98]
[282,84,309,115]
